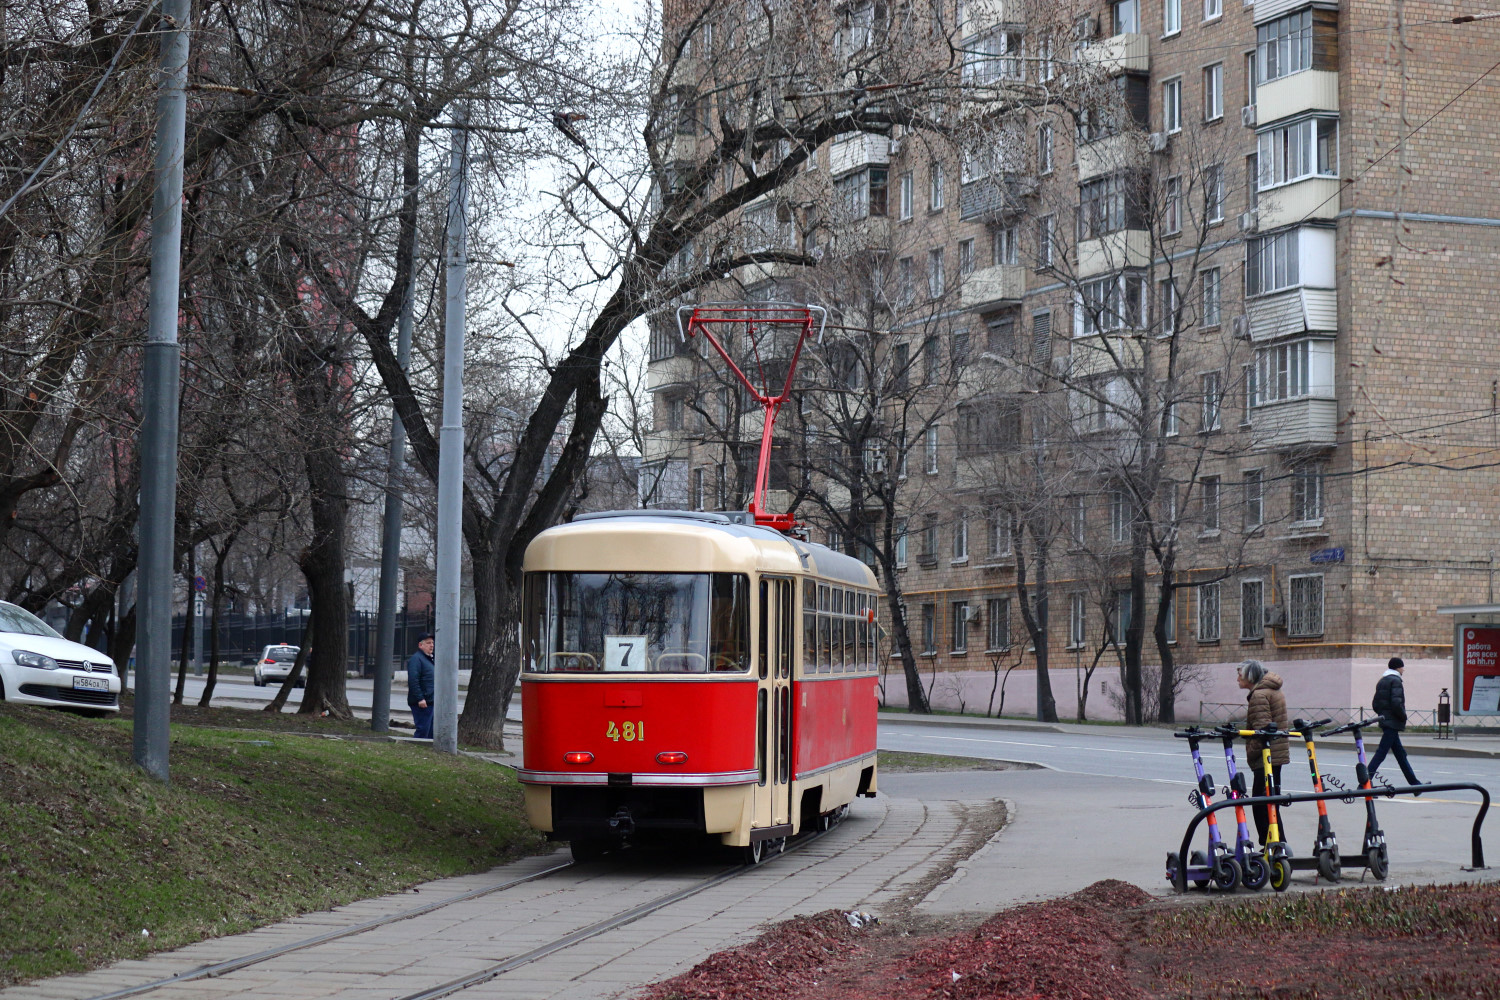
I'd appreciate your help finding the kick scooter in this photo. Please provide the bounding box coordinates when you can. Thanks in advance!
[1323,716,1390,880]
[1237,724,1294,892]
[1166,727,1241,891]
[1289,718,1341,882]
[1212,725,1270,890]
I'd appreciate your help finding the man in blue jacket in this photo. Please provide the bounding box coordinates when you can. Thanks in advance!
[1369,656,1421,788]
[406,633,436,740]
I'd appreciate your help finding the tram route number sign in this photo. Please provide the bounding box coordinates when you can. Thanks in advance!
[604,635,648,672]
[1456,626,1500,714]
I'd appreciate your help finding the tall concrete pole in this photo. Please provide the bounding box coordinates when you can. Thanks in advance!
[371,221,417,733]
[134,0,191,782]
[434,109,468,754]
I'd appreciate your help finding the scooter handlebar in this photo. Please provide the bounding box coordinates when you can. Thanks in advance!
[1173,727,1210,739]
[1292,717,1333,733]
[1325,716,1386,735]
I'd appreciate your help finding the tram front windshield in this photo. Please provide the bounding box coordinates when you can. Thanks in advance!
[524,572,750,673]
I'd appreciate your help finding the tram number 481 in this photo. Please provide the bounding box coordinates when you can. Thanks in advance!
[606,721,644,742]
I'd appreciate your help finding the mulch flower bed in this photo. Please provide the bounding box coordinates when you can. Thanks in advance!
[637,881,1500,1000]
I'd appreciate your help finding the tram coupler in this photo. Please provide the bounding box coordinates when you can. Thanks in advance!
[607,806,636,838]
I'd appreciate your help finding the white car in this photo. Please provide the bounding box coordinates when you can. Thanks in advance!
[253,644,303,687]
[0,601,121,713]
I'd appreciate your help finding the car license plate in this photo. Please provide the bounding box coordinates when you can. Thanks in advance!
[73,676,109,692]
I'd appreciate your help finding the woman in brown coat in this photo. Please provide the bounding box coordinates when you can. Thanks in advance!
[1239,659,1289,846]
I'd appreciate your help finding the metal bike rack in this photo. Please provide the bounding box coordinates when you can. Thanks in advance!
[1172,781,1491,892]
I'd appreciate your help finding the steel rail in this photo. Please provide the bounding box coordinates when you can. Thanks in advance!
[1172,782,1491,892]
[80,860,576,1000]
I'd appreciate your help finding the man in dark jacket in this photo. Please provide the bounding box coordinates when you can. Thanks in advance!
[1369,656,1421,787]
[406,634,436,740]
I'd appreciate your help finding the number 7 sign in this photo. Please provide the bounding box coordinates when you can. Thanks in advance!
[604,635,648,672]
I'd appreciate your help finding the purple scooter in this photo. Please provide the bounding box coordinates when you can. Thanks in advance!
[1166,727,1241,891]
[1323,716,1390,880]
[1213,725,1270,889]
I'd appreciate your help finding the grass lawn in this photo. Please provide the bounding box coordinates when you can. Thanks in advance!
[0,701,546,987]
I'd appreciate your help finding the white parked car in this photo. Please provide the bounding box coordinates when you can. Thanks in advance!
[0,601,121,714]
[253,644,303,687]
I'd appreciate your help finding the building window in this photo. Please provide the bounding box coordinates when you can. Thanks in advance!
[988,508,1014,557]
[1200,267,1221,326]
[987,597,1011,650]
[827,527,844,553]
[986,313,1016,355]
[1243,469,1264,528]
[1241,579,1264,640]
[1113,0,1139,33]
[921,602,937,652]
[1245,50,1258,106]
[1163,77,1182,133]
[952,601,970,651]
[1254,339,1334,404]
[1078,173,1144,241]
[1075,271,1147,335]
[952,330,971,366]
[925,426,940,473]
[1037,123,1054,174]
[1245,229,1300,296]
[1164,0,1181,35]
[899,171,914,220]
[1257,10,1313,84]
[953,515,969,561]
[1069,495,1086,546]
[994,224,1019,265]
[959,238,976,276]
[1288,574,1324,636]
[1203,63,1223,120]
[1243,363,1257,423]
[1036,35,1055,81]
[1204,164,1224,223]
[1163,175,1182,235]
[1163,593,1178,644]
[1201,475,1220,532]
[929,161,946,210]
[1069,592,1087,647]
[1197,582,1221,642]
[1035,214,1055,267]
[1291,461,1325,522]
[923,335,940,381]
[962,28,1024,84]
[1204,0,1221,20]
[1159,277,1179,335]
[1201,371,1223,431]
[1257,118,1339,190]
[1110,490,1133,544]
[835,167,890,219]
[1110,589,1133,645]
[921,514,939,560]
[1162,400,1179,436]
[895,517,909,566]
[691,467,706,510]
[928,248,946,298]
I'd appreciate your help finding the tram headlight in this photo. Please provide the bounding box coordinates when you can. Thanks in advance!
[655,751,689,765]
[563,751,594,765]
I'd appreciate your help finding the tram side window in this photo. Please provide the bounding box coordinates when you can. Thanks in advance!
[803,580,817,676]
[523,571,750,674]
[844,592,857,669]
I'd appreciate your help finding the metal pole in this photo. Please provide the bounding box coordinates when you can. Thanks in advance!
[434,108,467,754]
[372,220,417,733]
[134,0,190,783]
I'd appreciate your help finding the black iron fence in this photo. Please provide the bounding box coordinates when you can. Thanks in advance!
[170,609,477,676]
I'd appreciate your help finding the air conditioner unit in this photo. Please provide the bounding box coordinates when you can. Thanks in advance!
[963,605,983,623]
[889,137,902,154]
[1231,315,1249,340]
[1263,605,1287,628]
[1072,14,1100,39]
[1241,105,1257,128]
[1148,132,1169,153]
[1238,209,1259,233]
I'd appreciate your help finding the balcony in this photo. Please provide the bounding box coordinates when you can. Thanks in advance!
[1076,229,1150,277]
[1066,334,1143,379]
[1256,70,1338,125]
[958,0,1017,36]
[830,133,891,177]
[1076,133,1140,182]
[1077,32,1150,76]
[960,264,1026,310]
[1254,0,1338,24]
[1250,397,1338,450]
[1256,177,1341,229]
[1245,287,1337,341]
[959,174,1036,221]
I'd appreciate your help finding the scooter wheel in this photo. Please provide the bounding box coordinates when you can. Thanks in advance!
[1367,845,1389,881]
[1211,858,1242,892]
[1317,849,1341,882]
[1241,855,1270,890]
[1165,852,1181,887]
[1269,857,1292,892]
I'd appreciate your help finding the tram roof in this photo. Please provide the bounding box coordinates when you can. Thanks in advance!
[527,510,876,588]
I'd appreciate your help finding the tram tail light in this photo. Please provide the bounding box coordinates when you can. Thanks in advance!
[655,751,689,765]
[563,751,594,765]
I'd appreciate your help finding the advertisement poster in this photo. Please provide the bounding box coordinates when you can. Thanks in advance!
[1458,626,1500,714]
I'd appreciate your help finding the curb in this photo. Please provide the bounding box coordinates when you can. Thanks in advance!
[879,714,1067,735]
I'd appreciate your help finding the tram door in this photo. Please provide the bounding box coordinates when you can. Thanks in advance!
[756,576,795,831]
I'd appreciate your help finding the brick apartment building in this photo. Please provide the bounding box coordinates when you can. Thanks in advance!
[641,0,1500,719]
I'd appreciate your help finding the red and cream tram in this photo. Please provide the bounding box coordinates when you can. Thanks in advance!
[517,509,880,861]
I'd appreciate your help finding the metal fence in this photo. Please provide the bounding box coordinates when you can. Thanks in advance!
[170,609,477,676]
[1196,701,1487,732]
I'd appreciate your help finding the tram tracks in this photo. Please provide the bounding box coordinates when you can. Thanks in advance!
[77,824,840,1000]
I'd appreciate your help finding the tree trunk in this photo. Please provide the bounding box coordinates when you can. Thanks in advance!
[1155,561,1179,724]
[879,563,929,713]
[296,391,352,720]
[267,611,313,713]
[112,602,136,692]
[1014,521,1058,723]
[1122,530,1148,725]
[200,533,234,707]
[174,548,193,706]
[458,551,511,749]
